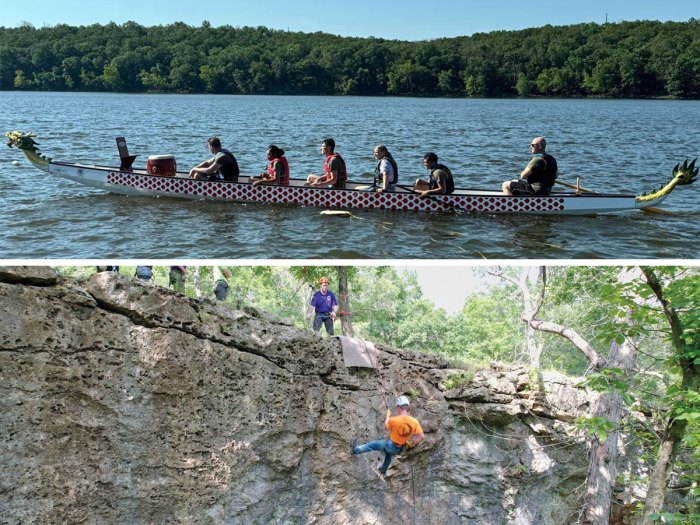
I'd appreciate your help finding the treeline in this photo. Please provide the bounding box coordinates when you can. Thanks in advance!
[1,19,698,98]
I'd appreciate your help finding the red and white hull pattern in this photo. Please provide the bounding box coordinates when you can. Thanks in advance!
[47,161,659,215]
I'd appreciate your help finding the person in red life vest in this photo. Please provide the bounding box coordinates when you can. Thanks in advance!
[188,137,240,182]
[352,395,425,477]
[306,137,348,189]
[414,152,455,196]
[502,136,558,196]
[252,145,290,186]
[306,276,338,335]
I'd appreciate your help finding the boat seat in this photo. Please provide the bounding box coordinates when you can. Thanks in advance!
[116,136,138,171]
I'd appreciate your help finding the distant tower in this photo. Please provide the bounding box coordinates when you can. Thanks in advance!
[605,13,608,24]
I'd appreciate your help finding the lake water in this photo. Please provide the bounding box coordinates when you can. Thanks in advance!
[0,92,698,259]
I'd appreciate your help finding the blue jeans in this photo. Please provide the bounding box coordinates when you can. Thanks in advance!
[354,439,403,474]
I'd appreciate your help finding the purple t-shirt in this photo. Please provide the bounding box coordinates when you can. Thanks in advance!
[311,290,337,313]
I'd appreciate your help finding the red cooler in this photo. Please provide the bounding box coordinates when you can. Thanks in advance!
[147,155,177,176]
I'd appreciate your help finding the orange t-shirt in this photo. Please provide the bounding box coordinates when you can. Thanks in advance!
[386,415,423,446]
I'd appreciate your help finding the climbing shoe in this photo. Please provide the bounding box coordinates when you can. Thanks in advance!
[351,438,358,455]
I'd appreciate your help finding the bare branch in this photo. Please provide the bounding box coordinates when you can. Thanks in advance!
[527,319,606,368]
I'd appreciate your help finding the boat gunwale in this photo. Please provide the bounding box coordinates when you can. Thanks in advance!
[49,160,638,199]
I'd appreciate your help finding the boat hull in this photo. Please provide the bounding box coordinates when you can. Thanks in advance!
[49,162,640,215]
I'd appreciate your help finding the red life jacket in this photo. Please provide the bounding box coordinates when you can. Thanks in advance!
[267,156,290,185]
[323,153,347,187]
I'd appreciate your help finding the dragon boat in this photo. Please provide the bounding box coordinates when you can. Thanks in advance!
[6,131,697,215]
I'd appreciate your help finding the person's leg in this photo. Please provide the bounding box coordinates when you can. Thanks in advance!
[414,179,430,192]
[174,272,185,293]
[379,441,403,474]
[312,315,323,332]
[354,439,388,455]
[214,280,229,301]
[324,316,334,336]
[509,180,533,196]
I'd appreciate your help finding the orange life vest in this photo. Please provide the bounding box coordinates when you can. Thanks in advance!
[267,156,290,185]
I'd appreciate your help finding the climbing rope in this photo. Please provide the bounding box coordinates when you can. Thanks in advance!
[409,448,417,525]
[356,338,418,525]
[359,338,391,409]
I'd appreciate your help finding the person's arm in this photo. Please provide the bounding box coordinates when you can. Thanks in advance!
[330,294,339,319]
[384,410,392,429]
[190,156,223,177]
[377,171,389,192]
[195,161,223,177]
[419,172,445,197]
[256,160,283,185]
[407,431,425,447]
[323,168,338,187]
[520,158,540,180]
[311,157,339,187]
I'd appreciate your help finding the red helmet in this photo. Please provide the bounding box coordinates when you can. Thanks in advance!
[319,276,329,285]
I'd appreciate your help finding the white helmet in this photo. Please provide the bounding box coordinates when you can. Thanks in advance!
[396,395,411,407]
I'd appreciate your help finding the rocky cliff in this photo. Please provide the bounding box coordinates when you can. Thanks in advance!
[0,267,596,525]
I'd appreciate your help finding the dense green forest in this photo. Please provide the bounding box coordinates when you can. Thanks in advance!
[55,264,699,522]
[1,19,699,98]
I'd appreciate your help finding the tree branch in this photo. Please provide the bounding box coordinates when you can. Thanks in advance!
[527,319,606,368]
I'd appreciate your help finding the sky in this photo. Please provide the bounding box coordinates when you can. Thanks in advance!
[1,0,698,40]
[404,265,540,314]
[404,266,486,314]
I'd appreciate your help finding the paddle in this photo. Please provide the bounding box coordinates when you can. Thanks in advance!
[397,183,462,212]
[554,178,592,193]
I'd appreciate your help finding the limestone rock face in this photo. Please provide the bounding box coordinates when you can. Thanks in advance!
[0,267,595,525]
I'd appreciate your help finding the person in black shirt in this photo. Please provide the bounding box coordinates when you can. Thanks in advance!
[188,137,239,181]
[502,137,558,196]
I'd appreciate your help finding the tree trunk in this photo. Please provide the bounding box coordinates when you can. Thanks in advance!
[582,329,638,524]
[523,267,639,524]
[490,266,545,368]
[191,266,203,298]
[524,267,545,369]
[581,267,640,525]
[336,266,354,337]
[639,267,700,523]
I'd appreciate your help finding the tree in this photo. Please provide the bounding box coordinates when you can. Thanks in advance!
[639,267,700,523]
[489,266,547,369]
[337,266,354,337]
[523,266,699,523]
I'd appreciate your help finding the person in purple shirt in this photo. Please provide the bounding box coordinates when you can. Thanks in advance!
[306,276,338,335]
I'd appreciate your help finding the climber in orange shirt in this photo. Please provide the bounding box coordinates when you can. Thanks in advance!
[352,395,425,476]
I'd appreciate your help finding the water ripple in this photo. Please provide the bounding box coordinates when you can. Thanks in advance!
[0,92,698,259]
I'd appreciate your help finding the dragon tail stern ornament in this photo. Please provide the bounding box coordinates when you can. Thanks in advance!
[636,157,698,206]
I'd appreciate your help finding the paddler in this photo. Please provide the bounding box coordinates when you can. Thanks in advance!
[251,145,290,186]
[502,136,558,195]
[188,137,239,182]
[373,144,399,193]
[306,138,348,189]
[414,152,455,196]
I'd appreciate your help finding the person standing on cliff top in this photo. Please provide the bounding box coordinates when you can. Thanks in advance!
[212,266,232,301]
[306,276,338,335]
[352,395,425,478]
[169,265,187,294]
